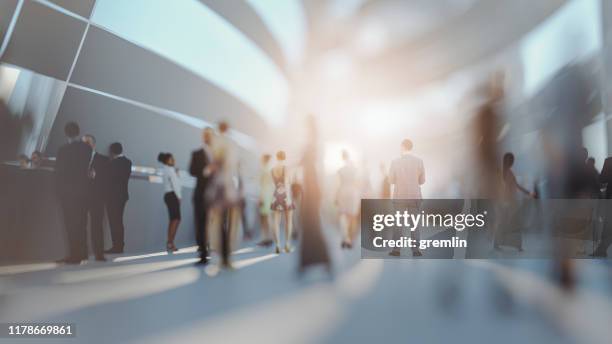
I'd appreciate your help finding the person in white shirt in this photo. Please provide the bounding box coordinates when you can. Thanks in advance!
[388,139,425,257]
[158,152,182,252]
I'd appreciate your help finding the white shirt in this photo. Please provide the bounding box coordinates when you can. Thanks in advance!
[389,152,425,199]
[162,165,182,199]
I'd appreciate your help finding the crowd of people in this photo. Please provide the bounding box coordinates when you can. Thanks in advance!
[55,122,132,264]
[11,108,612,277]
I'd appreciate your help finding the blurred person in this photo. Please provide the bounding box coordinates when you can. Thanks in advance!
[83,134,109,261]
[464,72,505,258]
[335,150,359,249]
[237,162,253,240]
[388,138,425,257]
[592,156,612,257]
[298,115,331,274]
[290,178,303,241]
[585,155,601,198]
[158,152,182,252]
[56,122,92,264]
[0,99,32,163]
[270,150,294,254]
[105,142,132,254]
[30,151,44,169]
[189,127,214,265]
[380,163,391,199]
[494,152,535,252]
[206,121,241,269]
[257,154,274,247]
[601,157,612,199]
[17,154,29,168]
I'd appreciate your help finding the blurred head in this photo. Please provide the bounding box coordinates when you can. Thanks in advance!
[262,154,271,165]
[503,152,515,169]
[218,121,229,134]
[587,157,595,167]
[30,151,42,166]
[276,150,286,162]
[157,152,174,166]
[342,150,350,161]
[580,147,588,163]
[401,139,413,152]
[64,122,80,139]
[18,154,29,168]
[202,127,213,145]
[82,134,96,149]
[109,142,123,157]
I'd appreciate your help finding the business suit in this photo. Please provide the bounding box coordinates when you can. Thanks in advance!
[56,139,92,260]
[189,147,212,260]
[87,152,109,258]
[107,155,132,251]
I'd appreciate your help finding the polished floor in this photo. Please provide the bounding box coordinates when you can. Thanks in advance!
[1,235,612,344]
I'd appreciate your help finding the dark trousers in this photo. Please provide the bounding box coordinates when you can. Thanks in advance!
[221,208,230,265]
[194,197,209,259]
[595,201,612,254]
[107,198,127,250]
[60,194,88,259]
[87,197,106,256]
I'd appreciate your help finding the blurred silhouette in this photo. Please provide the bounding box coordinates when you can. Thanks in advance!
[17,154,29,168]
[494,152,534,252]
[0,99,32,163]
[298,115,331,274]
[592,157,612,257]
[83,134,109,261]
[158,152,182,252]
[105,142,132,254]
[290,179,303,241]
[206,121,241,269]
[56,122,92,264]
[189,127,214,265]
[257,154,274,247]
[388,138,425,257]
[336,150,359,249]
[584,154,601,198]
[237,162,252,240]
[30,151,44,169]
[270,150,294,254]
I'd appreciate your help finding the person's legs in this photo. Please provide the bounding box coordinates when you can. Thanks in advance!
[67,195,88,260]
[258,214,272,246]
[220,207,231,267]
[339,213,350,246]
[272,211,281,253]
[60,197,77,259]
[90,199,105,259]
[284,209,293,252]
[408,202,422,256]
[193,197,204,249]
[106,199,126,252]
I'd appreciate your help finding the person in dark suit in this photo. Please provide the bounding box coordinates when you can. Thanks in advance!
[592,157,612,257]
[189,127,214,265]
[105,142,132,254]
[82,135,108,261]
[56,122,92,264]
